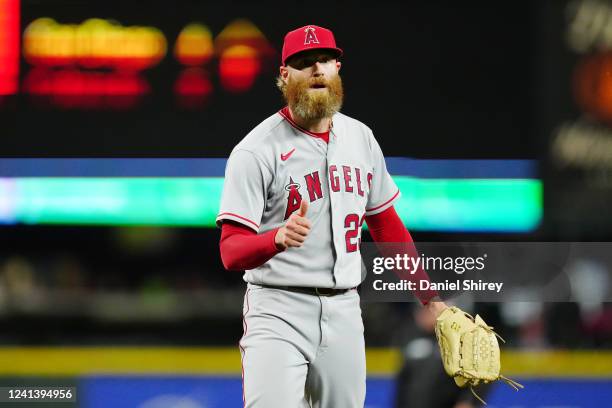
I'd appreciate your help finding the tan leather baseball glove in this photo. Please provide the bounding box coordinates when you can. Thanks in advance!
[434,306,524,404]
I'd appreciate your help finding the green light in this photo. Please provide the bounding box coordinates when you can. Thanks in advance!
[393,177,542,232]
[15,178,223,226]
[6,177,542,231]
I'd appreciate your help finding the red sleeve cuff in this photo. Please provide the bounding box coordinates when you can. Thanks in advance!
[220,222,282,271]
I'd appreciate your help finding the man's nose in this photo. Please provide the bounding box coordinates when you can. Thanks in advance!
[312,62,325,76]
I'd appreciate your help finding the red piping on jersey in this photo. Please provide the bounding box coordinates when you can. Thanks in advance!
[239,288,251,407]
[279,106,330,143]
[366,189,400,212]
[217,212,259,229]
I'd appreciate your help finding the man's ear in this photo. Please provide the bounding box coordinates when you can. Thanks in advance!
[336,60,341,72]
[279,65,289,82]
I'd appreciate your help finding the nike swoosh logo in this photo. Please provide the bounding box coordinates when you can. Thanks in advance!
[281,148,296,161]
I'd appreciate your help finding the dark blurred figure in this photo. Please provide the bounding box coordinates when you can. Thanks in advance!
[545,302,583,347]
[583,302,612,347]
[394,304,492,408]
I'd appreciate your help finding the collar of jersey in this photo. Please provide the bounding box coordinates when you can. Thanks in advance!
[278,106,333,143]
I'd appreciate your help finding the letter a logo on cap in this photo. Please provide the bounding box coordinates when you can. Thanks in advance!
[304,26,320,45]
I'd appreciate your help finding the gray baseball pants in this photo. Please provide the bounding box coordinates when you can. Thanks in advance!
[239,283,366,407]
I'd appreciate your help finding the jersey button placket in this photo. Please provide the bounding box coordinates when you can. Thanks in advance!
[326,133,341,284]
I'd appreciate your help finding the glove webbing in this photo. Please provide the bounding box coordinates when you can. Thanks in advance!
[468,375,524,405]
[460,319,525,405]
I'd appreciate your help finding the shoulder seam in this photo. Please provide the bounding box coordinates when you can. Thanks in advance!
[232,148,274,177]
[234,114,286,175]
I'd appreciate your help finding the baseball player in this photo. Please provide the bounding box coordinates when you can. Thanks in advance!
[217,24,450,407]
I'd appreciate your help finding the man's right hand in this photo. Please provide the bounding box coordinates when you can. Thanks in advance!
[275,200,311,250]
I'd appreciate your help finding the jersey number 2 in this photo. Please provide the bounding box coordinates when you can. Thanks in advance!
[344,213,365,253]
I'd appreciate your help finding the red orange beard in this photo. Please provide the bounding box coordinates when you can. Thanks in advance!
[282,73,344,121]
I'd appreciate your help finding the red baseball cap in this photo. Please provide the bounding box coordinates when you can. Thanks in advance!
[281,25,343,66]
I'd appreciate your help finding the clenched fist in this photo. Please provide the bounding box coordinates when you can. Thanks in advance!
[275,200,311,250]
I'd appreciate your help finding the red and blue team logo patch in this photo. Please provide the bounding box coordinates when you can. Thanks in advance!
[284,177,303,220]
[304,26,320,45]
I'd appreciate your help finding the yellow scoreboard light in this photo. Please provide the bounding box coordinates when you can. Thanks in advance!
[214,18,275,58]
[23,18,167,71]
[174,23,214,66]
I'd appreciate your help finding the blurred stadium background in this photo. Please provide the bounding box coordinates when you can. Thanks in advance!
[0,0,611,407]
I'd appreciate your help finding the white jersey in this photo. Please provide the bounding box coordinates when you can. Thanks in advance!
[217,109,400,289]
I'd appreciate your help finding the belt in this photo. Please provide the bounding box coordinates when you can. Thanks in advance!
[259,284,354,297]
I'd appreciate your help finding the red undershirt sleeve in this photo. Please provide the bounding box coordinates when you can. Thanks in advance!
[220,221,283,271]
[364,206,439,305]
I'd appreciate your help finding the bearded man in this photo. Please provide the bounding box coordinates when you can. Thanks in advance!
[217,25,447,407]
